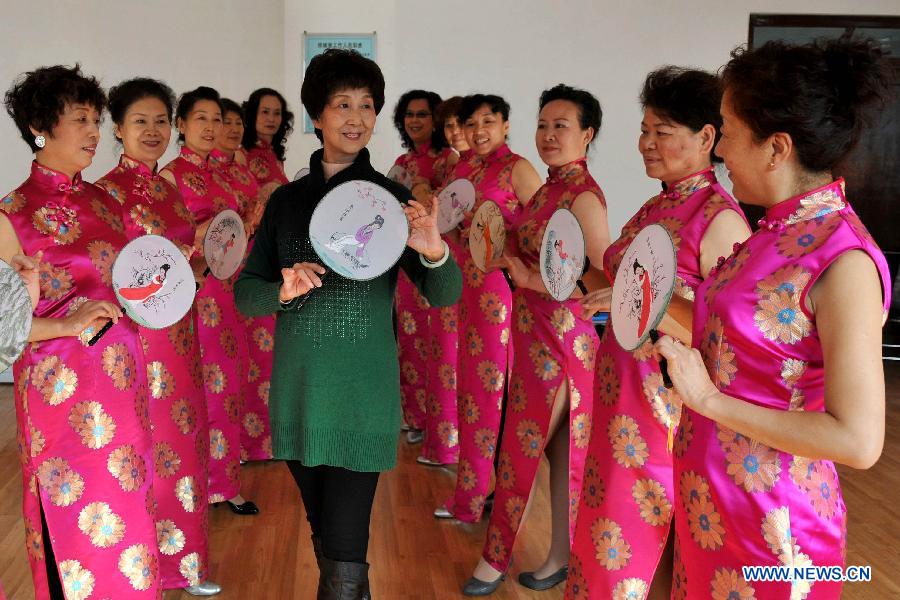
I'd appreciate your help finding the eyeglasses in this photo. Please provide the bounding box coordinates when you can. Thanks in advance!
[405,111,432,119]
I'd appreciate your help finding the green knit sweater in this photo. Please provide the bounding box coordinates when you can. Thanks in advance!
[234,148,462,472]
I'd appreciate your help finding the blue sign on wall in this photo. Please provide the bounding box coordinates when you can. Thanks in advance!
[302,33,377,133]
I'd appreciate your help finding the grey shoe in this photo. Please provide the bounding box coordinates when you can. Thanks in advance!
[184,580,222,596]
[433,506,454,519]
[462,573,505,596]
[518,566,568,590]
[406,429,424,444]
[416,455,445,467]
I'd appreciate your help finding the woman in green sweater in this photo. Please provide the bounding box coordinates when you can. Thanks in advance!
[234,49,461,599]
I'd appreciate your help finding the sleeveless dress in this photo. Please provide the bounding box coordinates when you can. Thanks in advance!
[567,168,745,599]
[671,179,890,599]
[482,158,604,571]
[2,162,161,599]
[443,143,522,522]
[210,148,273,461]
[162,147,248,502]
[97,154,210,588]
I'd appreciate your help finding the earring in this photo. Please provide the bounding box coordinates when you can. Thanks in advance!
[769,160,775,167]
[34,135,46,149]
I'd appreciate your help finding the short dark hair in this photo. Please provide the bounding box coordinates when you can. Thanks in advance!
[539,84,603,151]
[392,89,445,150]
[458,94,510,123]
[175,86,222,144]
[4,64,106,152]
[435,96,464,131]
[241,88,294,161]
[108,77,175,129]
[220,98,244,121]
[301,49,385,143]
[722,35,893,172]
[640,66,723,163]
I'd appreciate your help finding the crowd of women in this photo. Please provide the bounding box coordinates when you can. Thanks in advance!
[0,31,893,600]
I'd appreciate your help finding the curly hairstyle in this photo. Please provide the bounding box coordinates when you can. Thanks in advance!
[721,35,893,171]
[241,88,294,161]
[5,64,106,152]
[539,83,603,151]
[392,89,446,151]
[301,49,385,143]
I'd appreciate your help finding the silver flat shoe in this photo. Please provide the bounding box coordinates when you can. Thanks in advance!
[417,455,445,467]
[406,429,424,444]
[433,506,454,519]
[184,581,222,596]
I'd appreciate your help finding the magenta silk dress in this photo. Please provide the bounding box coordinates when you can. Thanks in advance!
[96,154,210,589]
[210,148,274,461]
[392,142,441,433]
[482,159,604,571]
[667,179,891,600]
[567,168,744,599]
[2,162,161,599]
[444,143,522,522]
[162,147,248,503]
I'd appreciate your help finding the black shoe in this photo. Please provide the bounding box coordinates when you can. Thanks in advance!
[462,573,505,596]
[484,493,495,512]
[225,499,259,515]
[517,566,568,591]
[317,558,370,600]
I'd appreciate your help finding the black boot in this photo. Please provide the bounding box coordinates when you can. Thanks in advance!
[317,558,371,600]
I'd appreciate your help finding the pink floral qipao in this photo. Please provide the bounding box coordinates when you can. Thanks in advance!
[567,168,744,599]
[670,179,890,600]
[482,159,604,571]
[444,143,522,522]
[162,147,248,502]
[2,162,160,599]
[392,143,441,432]
[210,149,273,461]
[97,154,210,589]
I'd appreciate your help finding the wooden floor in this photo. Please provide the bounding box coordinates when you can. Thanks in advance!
[1,364,899,599]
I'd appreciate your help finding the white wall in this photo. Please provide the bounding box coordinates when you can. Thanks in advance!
[0,0,284,194]
[283,0,900,235]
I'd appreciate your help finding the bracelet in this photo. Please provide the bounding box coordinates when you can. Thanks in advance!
[420,240,450,268]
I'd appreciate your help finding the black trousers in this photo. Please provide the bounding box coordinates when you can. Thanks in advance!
[286,461,380,564]
[40,503,65,600]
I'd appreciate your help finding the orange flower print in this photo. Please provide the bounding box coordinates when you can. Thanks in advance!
[203,363,227,394]
[146,178,170,202]
[468,494,486,516]
[754,289,811,344]
[463,257,484,288]
[780,358,806,388]
[68,400,116,449]
[97,179,126,203]
[107,444,147,492]
[805,461,839,519]
[460,393,480,424]
[710,567,756,600]
[596,354,619,406]
[414,337,429,361]
[176,476,200,513]
[38,260,74,301]
[209,429,229,460]
[505,495,526,530]
[439,306,458,332]
[612,432,649,468]
[102,343,136,391]
[572,333,596,371]
[118,543,158,591]
[249,156,270,178]
[244,412,264,438]
[517,218,539,253]
[437,421,458,447]
[37,457,85,506]
[632,339,654,362]
[591,518,631,570]
[438,363,456,391]
[496,451,516,490]
[477,360,504,392]
[723,436,781,493]
[0,190,26,214]
[572,413,591,449]
[401,361,420,386]
[480,291,508,324]
[607,414,639,441]
[642,371,683,428]
[761,506,795,564]
[90,197,124,233]
[147,361,174,400]
[464,326,484,356]
[581,456,605,508]
[673,411,693,457]
[78,501,126,548]
[569,380,582,410]
[170,398,197,434]
[485,525,507,563]
[756,264,811,299]
[33,203,83,244]
[217,328,237,358]
[529,341,561,381]
[168,318,193,356]
[657,217,683,248]
[156,519,186,556]
[399,310,416,335]
[567,554,590,599]
[551,306,576,339]
[679,470,711,506]
[474,427,497,459]
[699,315,738,388]
[458,459,477,491]
[775,217,838,259]
[86,240,117,285]
[247,358,261,383]
[671,544,687,600]
[197,297,221,327]
[182,171,207,195]
[686,494,726,550]
[154,442,181,478]
[134,384,151,431]
[515,294,534,333]
[59,560,95,600]
[31,355,79,406]
[24,519,43,561]
[632,478,672,527]
[516,419,545,458]
[612,578,649,600]
[179,552,203,587]
[130,204,166,235]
